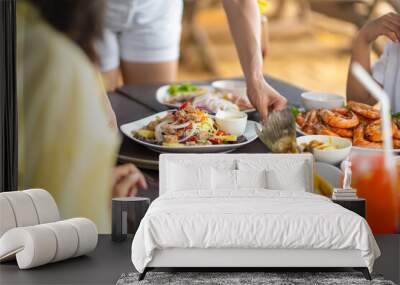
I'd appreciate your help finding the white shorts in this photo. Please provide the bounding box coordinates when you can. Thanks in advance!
[96,0,183,71]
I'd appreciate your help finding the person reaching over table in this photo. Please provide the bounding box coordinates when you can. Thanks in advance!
[223,0,287,122]
[17,0,147,233]
[347,12,400,112]
[96,0,183,90]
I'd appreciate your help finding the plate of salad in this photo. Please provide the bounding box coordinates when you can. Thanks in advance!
[156,83,255,114]
[120,103,260,153]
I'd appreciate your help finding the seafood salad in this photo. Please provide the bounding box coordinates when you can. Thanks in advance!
[294,101,400,149]
[133,103,247,147]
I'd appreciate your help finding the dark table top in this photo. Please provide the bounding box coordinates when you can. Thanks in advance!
[112,76,305,169]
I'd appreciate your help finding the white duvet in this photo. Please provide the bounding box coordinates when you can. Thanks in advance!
[131,190,380,273]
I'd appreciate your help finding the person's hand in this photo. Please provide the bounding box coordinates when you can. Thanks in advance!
[112,164,148,198]
[357,13,400,44]
[247,79,287,122]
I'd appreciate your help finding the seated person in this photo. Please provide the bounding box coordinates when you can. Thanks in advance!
[347,13,400,112]
[17,0,147,233]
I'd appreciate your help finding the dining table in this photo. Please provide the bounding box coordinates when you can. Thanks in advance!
[112,76,304,171]
[1,77,399,285]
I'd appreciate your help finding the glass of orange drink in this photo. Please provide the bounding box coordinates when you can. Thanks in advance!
[350,153,399,234]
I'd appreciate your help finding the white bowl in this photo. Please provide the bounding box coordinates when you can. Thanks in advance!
[301,92,345,110]
[315,162,343,188]
[212,80,247,97]
[215,110,248,136]
[297,135,352,165]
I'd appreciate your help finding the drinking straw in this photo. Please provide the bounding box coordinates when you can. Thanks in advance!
[351,63,396,171]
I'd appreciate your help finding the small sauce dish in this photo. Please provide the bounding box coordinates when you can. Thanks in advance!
[301,92,344,110]
[215,110,248,136]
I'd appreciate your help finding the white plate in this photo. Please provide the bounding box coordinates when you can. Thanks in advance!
[296,124,400,153]
[120,111,260,153]
[155,84,256,113]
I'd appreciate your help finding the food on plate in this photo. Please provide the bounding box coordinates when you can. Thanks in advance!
[319,109,359,129]
[133,103,247,147]
[298,138,342,152]
[296,135,352,164]
[293,101,400,149]
[162,83,254,112]
[347,101,380,120]
[353,124,382,148]
[192,93,239,113]
[165,83,208,104]
[221,93,253,110]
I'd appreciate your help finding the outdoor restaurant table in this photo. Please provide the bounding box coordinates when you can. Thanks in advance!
[112,76,305,170]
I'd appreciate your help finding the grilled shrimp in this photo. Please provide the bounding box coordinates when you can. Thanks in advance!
[364,120,383,142]
[353,124,382,148]
[301,110,319,134]
[364,119,400,142]
[393,139,400,149]
[295,113,306,127]
[315,122,353,138]
[330,127,353,138]
[331,107,349,116]
[317,126,340,137]
[393,121,400,139]
[347,101,380,119]
[320,109,359,129]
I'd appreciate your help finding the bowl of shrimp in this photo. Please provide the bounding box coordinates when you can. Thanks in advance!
[295,101,400,151]
[297,135,352,165]
[301,92,345,111]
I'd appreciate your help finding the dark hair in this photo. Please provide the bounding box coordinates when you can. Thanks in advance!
[29,0,105,63]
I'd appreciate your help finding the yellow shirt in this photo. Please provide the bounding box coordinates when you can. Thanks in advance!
[17,2,119,233]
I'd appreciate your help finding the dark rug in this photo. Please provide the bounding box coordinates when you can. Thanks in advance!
[116,272,395,285]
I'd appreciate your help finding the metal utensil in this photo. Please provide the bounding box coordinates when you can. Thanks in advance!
[256,108,298,153]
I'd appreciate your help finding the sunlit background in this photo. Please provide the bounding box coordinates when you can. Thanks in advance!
[178,0,398,96]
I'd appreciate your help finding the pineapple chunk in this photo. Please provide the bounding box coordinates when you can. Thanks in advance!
[221,135,237,142]
[162,143,184,147]
[136,129,155,139]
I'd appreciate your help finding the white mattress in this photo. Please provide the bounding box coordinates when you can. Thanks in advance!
[131,190,380,273]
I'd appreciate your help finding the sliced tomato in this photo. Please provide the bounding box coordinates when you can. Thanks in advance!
[179,102,189,110]
[215,131,225,136]
[209,138,222,144]
[186,136,197,142]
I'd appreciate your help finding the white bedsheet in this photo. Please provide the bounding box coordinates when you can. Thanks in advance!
[131,190,380,273]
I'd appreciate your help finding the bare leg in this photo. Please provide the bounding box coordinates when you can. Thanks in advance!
[101,68,122,92]
[120,60,178,85]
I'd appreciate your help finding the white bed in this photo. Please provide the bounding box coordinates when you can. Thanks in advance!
[131,154,380,280]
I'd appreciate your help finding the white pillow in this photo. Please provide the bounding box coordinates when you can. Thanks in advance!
[212,169,268,191]
[267,165,307,191]
[236,170,267,189]
[167,163,212,191]
[212,168,237,190]
[237,158,309,191]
